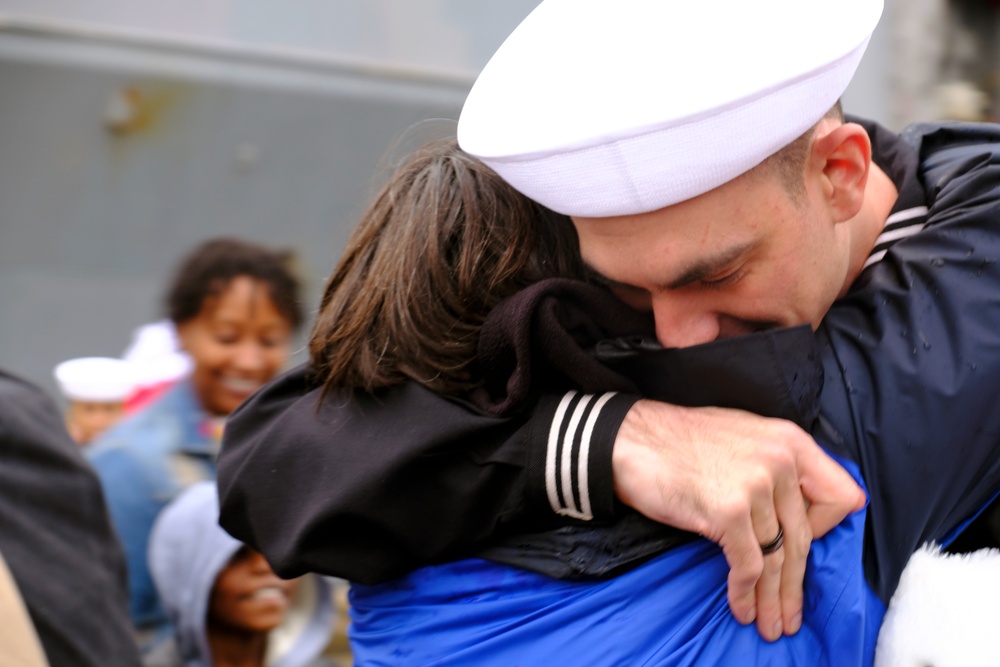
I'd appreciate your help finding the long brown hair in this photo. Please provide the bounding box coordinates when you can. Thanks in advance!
[310,138,587,396]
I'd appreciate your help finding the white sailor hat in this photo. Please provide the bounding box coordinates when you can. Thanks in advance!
[458,0,884,218]
[54,357,135,402]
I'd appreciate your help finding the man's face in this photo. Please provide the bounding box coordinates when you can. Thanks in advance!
[572,168,853,348]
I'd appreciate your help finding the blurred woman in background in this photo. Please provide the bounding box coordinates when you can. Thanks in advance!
[88,236,303,644]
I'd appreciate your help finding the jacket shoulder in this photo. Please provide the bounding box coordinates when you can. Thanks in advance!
[900,121,1000,201]
[901,120,1000,152]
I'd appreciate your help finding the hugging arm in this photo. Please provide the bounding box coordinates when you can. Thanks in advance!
[217,357,861,642]
[216,366,638,584]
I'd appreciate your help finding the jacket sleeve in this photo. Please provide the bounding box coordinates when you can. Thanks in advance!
[817,122,1000,602]
[217,365,637,584]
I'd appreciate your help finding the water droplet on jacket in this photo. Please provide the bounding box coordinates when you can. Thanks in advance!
[930,258,945,267]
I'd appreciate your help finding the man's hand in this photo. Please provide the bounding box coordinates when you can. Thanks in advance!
[612,400,866,642]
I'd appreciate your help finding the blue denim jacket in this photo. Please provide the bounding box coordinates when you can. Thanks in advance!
[87,380,218,633]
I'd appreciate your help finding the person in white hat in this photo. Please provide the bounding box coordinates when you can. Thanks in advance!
[457,0,885,637]
[217,0,1000,662]
[53,356,135,446]
[214,101,1000,663]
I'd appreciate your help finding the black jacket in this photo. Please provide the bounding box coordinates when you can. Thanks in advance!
[218,121,1000,604]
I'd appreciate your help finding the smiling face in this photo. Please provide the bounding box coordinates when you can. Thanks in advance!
[208,546,298,634]
[572,167,854,348]
[175,276,293,416]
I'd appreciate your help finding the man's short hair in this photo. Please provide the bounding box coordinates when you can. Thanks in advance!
[752,101,846,201]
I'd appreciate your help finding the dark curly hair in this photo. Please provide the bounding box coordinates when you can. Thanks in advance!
[165,237,304,331]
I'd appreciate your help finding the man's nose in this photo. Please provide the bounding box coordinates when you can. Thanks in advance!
[651,295,719,348]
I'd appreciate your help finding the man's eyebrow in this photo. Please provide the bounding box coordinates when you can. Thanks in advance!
[582,264,642,293]
[663,240,755,290]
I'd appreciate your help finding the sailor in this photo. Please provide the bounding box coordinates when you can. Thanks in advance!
[220,1,1000,663]
[54,356,134,446]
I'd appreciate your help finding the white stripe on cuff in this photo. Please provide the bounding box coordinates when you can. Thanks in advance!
[545,391,618,520]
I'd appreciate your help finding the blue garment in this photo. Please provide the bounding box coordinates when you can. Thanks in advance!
[146,482,335,667]
[350,461,883,667]
[87,380,218,632]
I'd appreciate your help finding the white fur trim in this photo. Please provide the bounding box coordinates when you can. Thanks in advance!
[875,543,1000,667]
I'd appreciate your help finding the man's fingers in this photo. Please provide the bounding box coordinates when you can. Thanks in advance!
[751,533,784,640]
[610,402,859,642]
[720,514,762,626]
[720,490,785,638]
[773,471,810,636]
[797,444,866,537]
[749,489,785,642]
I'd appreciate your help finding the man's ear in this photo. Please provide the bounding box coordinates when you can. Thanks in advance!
[810,122,871,222]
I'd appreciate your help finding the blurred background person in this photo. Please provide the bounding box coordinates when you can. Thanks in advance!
[87,236,304,646]
[53,356,135,446]
[0,367,141,666]
[0,548,50,667]
[146,481,337,667]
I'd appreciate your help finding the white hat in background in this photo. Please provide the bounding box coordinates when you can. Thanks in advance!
[54,357,136,402]
[121,320,192,388]
[458,0,884,218]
